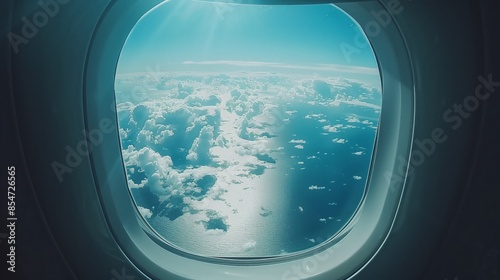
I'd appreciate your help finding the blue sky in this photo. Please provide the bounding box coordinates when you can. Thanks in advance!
[117,0,378,76]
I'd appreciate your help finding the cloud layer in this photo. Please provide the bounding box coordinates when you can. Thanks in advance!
[115,71,381,255]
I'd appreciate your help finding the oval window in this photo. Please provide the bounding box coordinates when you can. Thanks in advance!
[115,0,381,257]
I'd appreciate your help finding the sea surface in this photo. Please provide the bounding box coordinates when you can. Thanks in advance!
[117,73,381,257]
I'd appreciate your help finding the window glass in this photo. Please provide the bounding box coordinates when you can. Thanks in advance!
[115,0,381,257]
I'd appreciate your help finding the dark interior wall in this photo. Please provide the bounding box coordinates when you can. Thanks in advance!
[1,0,498,279]
[1,0,75,279]
[422,0,500,279]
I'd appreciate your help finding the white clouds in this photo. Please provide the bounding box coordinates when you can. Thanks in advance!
[305,113,325,119]
[241,240,257,252]
[115,71,381,248]
[352,151,365,156]
[187,125,215,164]
[127,179,144,189]
[122,146,182,194]
[137,206,153,219]
[332,138,348,144]
[154,126,174,144]
[333,100,381,110]
[308,185,326,190]
[289,139,306,144]
[323,124,341,133]
[136,129,153,147]
[353,176,362,180]
[182,60,380,76]
[345,115,360,123]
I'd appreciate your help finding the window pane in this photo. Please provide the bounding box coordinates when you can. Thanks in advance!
[115,0,381,257]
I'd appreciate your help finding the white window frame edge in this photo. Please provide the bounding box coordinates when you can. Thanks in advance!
[83,0,415,279]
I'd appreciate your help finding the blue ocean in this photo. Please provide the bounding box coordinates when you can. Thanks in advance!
[116,73,381,257]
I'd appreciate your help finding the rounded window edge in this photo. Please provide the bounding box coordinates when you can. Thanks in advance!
[84,0,415,279]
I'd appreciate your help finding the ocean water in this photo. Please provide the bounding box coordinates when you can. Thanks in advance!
[116,73,381,257]
[151,109,376,256]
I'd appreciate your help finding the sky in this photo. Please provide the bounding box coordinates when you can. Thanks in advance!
[117,0,379,79]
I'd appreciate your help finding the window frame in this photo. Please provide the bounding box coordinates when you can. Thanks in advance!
[84,0,414,279]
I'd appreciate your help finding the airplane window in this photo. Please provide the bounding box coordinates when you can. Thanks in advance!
[114,0,381,258]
